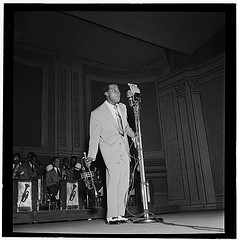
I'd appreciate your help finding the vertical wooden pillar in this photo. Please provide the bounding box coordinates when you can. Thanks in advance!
[187,79,216,205]
[176,80,207,206]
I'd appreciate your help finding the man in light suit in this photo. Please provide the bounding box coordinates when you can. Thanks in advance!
[86,83,136,224]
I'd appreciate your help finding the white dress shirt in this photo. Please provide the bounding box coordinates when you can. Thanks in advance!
[105,100,122,124]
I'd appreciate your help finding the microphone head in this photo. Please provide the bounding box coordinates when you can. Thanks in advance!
[127,90,133,98]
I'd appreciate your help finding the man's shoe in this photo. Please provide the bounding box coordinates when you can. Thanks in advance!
[106,217,121,225]
[117,216,132,223]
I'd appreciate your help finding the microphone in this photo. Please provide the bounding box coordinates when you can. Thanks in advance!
[127,90,134,107]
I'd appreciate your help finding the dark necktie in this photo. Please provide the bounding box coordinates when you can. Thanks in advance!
[57,168,60,177]
[55,167,60,177]
[114,105,124,136]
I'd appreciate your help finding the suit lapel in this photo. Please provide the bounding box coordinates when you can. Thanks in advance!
[101,102,118,127]
[53,168,59,180]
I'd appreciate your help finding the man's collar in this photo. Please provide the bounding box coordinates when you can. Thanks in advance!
[105,100,119,108]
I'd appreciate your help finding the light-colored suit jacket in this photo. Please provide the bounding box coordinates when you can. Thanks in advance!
[88,101,135,165]
[45,168,60,187]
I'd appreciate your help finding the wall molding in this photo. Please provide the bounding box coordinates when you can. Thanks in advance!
[157,52,225,91]
[85,73,160,84]
[143,151,165,159]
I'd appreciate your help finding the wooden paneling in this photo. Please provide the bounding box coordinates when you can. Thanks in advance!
[144,154,168,205]
[157,53,224,210]
[199,72,225,199]
[190,92,216,204]
[160,92,189,205]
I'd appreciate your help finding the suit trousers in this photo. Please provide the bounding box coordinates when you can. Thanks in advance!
[105,153,130,219]
[47,183,60,201]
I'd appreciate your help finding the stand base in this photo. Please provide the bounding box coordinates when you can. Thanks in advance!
[133,217,163,224]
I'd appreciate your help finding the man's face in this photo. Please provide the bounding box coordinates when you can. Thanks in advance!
[71,158,76,165]
[14,156,20,164]
[54,159,60,168]
[32,157,37,165]
[105,84,121,105]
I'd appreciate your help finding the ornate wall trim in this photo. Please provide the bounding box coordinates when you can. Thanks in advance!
[59,68,67,147]
[175,79,200,98]
[157,52,225,91]
[54,62,72,156]
[175,82,187,97]
[71,66,84,154]
[54,61,84,157]
[188,79,200,93]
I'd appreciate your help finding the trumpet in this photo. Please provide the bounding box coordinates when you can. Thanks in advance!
[18,183,30,207]
[67,184,77,203]
[81,152,100,198]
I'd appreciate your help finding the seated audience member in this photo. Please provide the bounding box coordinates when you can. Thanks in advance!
[45,156,61,209]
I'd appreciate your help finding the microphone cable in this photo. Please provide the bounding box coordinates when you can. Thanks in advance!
[125,153,144,218]
[125,140,153,218]
[149,211,225,233]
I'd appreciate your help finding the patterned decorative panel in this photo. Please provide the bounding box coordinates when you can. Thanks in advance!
[188,79,200,93]
[59,69,67,147]
[175,82,187,97]
[72,71,81,148]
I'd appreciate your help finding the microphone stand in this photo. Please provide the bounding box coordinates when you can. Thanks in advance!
[129,96,159,224]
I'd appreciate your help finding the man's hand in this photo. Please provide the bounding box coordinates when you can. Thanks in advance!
[132,133,138,148]
[85,157,94,167]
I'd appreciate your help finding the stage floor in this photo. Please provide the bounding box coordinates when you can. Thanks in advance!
[13,209,224,236]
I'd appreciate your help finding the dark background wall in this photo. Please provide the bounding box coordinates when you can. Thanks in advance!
[13,62,42,147]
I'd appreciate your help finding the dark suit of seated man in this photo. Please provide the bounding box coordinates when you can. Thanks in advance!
[45,157,61,209]
[16,152,39,180]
